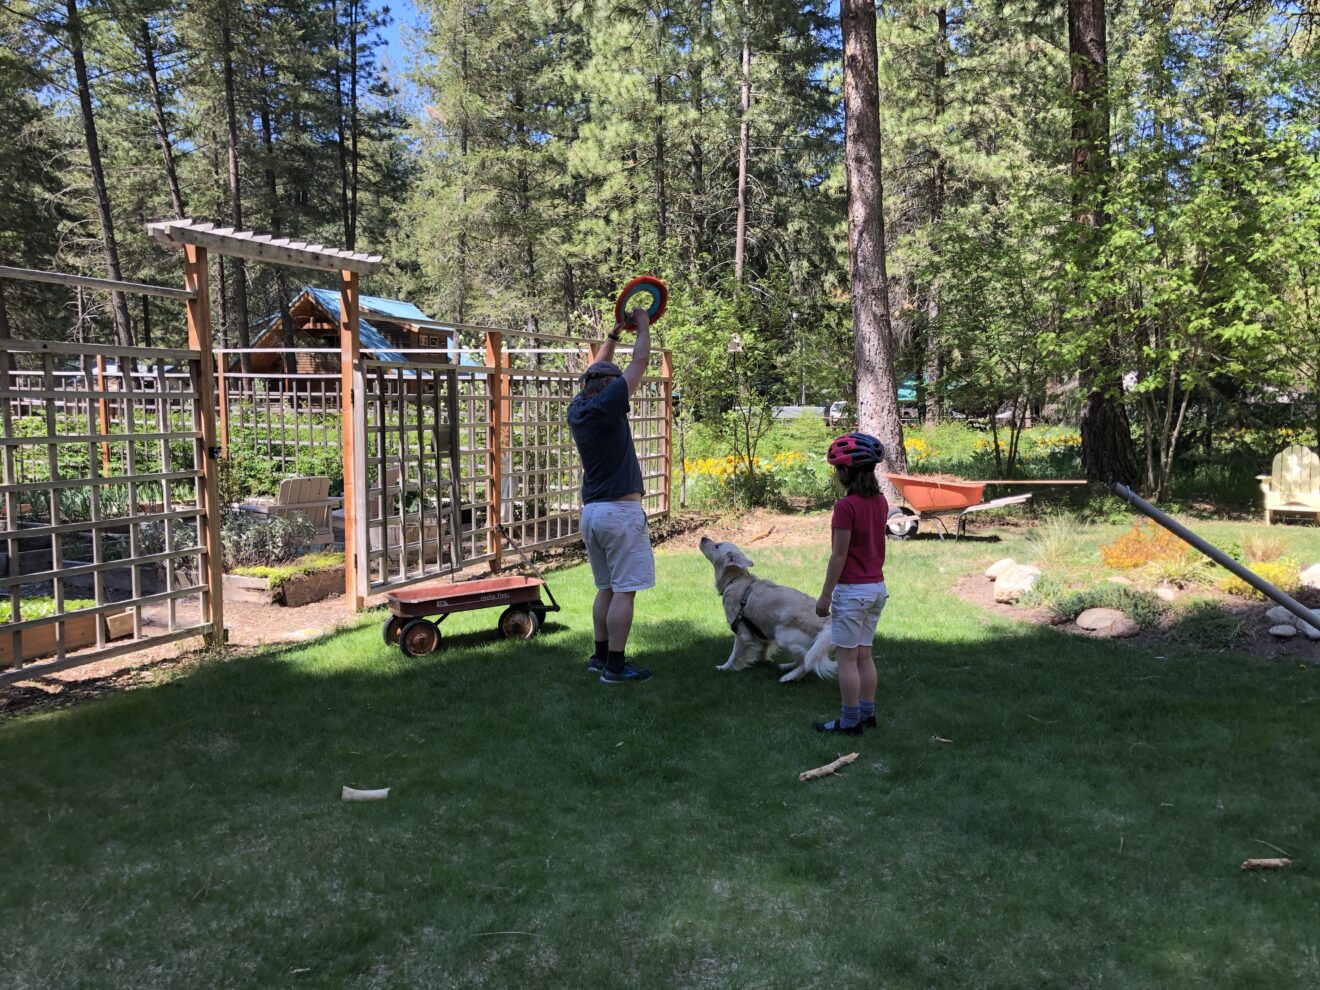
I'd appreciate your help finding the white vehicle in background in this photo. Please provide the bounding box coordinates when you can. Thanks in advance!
[827,400,849,428]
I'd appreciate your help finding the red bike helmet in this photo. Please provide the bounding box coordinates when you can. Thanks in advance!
[826,432,884,468]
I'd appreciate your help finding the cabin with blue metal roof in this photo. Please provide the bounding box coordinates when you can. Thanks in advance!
[240,286,454,375]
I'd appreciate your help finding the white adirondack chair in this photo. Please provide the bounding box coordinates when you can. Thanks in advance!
[1258,445,1320,525]
[239,476,341,548]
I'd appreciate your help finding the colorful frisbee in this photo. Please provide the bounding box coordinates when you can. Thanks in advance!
[614,275,668,329]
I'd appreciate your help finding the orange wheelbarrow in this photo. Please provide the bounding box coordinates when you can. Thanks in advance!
[884,473,1032,540]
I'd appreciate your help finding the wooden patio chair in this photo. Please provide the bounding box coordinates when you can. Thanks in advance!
[1258,445,1320,525]
[239,476,341,549]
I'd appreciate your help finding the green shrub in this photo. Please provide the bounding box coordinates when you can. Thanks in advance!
[0,597,95,623]
[220,511,318,569]
[1026,514,1091,568]
[1167,599,1246,650]
[1046,584,1165,629]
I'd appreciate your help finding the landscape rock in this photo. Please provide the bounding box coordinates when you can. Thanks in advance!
[1155,586,1177,603]
[985,558,1017,580]
[1300,613,1320,641]
[1108,575,1134,586]
[1266,605,1295,624]
[1092,616,1141,639]
[1300,563,1320,590]
[1076,607,1128,633]
[1269,624,1298,639]
[994,564,1041,603]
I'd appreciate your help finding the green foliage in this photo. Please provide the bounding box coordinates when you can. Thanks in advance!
[230,552,344,590]
[1215,559,1301,601]
[1167,599,1246,651]
[219,511,318,570]
[1046,585,1165,629]
[0,597,94,623]
[1026,515,1092,569]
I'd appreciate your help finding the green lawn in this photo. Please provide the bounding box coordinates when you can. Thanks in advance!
[3,518,1319,988]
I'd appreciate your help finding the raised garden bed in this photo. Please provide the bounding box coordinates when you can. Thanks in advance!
[0,598,134,665]
[222,552,345,607]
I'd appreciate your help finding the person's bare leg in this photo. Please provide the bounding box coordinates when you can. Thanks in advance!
[836,646,861,707]
[607,590,635,653]
[858,645,877,703]
[593,589,613,643]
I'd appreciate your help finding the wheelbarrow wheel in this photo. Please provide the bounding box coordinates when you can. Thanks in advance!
[382,616,407,647]
[886,506,919,540]
[399,619,442,657]
[499,607,540,640]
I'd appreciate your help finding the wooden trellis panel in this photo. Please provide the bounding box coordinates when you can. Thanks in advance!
[0,339,218,683]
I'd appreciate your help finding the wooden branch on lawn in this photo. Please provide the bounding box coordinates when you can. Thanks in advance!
[1241,858,1291,871]
[799,752,859,782]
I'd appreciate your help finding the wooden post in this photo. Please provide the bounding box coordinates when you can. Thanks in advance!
[217,354,230,457]
[182,245,225,648]
[340,271,366,609]
[95,354,111,473]
[660,350,674,517]
[484,330,504,572]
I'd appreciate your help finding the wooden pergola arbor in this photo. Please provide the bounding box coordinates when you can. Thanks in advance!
[149,219,383,609]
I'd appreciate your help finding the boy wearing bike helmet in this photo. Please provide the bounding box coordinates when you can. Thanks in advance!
[813,433,890,735]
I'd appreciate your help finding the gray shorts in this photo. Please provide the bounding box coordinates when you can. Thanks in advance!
[581,500,655,593]
[830,581,888,649]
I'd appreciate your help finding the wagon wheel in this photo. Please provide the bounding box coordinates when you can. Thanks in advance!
[382,616,408,647]
[498,607,540,640]
[399,619,442,657]
[886,506,919,540]
[531,604,550,628]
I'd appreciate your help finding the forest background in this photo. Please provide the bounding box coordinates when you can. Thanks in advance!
[1,0,1317,503]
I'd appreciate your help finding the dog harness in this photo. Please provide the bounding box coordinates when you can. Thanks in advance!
[726,579,770,641]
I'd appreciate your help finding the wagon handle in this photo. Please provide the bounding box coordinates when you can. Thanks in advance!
[496,524,561,613]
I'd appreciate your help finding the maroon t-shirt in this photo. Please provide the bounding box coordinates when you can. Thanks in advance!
[831,493,889,584]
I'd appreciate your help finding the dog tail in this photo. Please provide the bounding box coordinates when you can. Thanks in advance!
[804,623,836,680]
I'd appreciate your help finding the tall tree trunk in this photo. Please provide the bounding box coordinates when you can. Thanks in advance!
[455,26,470,324]
[654,71,667,250]
[733,8,751,286]
[333,0,351,247]
[514,86,537,333]
[348,0,360,249]
[141,20,185,219]
[66,0,133,347]
[1068,0,1137,485]
[0,280,13,372]
[924,7,947,426]
[839,0,907,483]
[220,6,252,373]
[259,65,298,376]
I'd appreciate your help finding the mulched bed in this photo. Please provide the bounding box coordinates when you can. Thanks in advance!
[954,569,1320,662]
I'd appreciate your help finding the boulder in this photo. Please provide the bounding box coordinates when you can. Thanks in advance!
[1155,586,1177,603]
[1269,624,1298,639]
[985,558,1017,580]
[1108,575,1134,586]
[1300,563,1320,590]
[994,564,1041,603]
[1300,613,1320,641]
[1093,616,1141,639]
[1266,605,1295,624]
[1076,607,1128,633]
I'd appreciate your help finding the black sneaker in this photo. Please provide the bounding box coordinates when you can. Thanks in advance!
[862,716,878,730]
[587,656,606,674]
[600,661,652,684]
[812,719,863,736]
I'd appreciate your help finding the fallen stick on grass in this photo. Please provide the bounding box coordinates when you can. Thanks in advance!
[1241,858,1291,871]
[799,752,859,782]
[342,786,390,802]
[747,526,776,545]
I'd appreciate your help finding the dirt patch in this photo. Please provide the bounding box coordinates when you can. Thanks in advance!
[953,569,1320,662]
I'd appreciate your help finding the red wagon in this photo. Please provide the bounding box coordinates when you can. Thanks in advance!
[884,473,1032,540]
[383,574,561,657]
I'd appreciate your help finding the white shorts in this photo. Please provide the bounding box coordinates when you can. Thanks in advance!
[581,500,655,593]
[830,582,888,649]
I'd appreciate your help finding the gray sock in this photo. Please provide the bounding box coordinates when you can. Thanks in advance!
[839,704,861,728]
[859,700,876,721]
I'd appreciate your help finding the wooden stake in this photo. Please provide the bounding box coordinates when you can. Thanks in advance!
[339,270,365,609]
[182,244,225,648]
[485,330,505,572]
[1241,858,1292,871]
[799,752,859,782]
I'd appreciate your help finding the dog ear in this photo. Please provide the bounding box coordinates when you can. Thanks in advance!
[723,549,754,571]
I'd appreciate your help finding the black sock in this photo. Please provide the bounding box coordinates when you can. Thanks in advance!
[592,639,608,661]
[605,649,626,674]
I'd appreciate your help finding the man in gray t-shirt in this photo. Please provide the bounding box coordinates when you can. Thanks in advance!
[568,308,655,684]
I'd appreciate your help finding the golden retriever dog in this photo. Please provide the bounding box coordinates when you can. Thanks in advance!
[699,536,836,682]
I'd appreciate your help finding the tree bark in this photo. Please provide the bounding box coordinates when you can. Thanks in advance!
[259,65,298,376]
[654,70,667,250]
[1068,0,1137,484]
[839,0,907,482]
[141,20,186,219]
[348,0,360,250]
[0,279,12,372]
[66,0,134,347]
[687,0,708,279]
[733,5,751,286]
[220,5,252,372]
[924,7,947,426]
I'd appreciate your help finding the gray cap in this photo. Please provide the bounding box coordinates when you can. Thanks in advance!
[580,360,623,383]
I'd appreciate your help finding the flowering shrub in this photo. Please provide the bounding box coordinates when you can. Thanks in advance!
[685,451,832,509]
[1100,521,1190,569]
[1215,559,1300,601]
[904,436,938,466]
